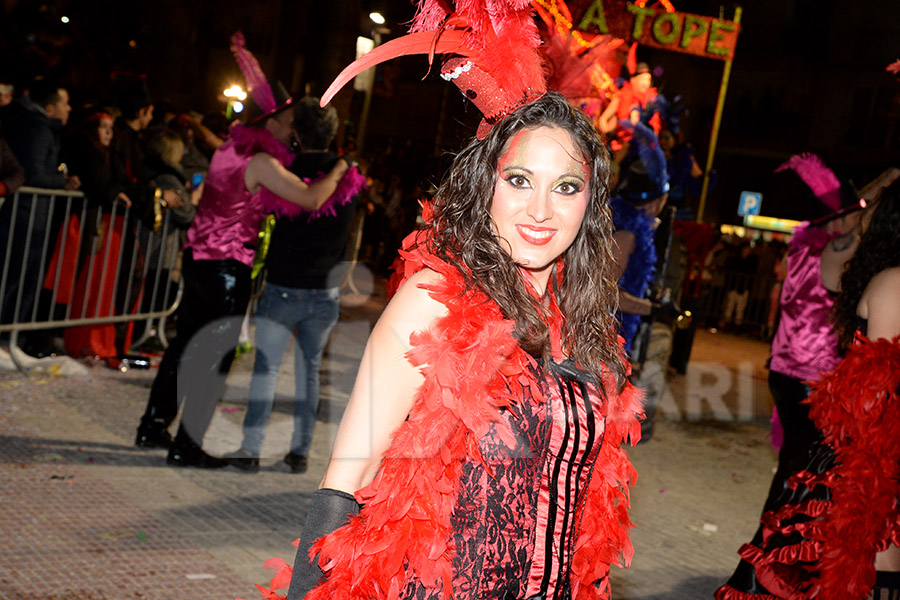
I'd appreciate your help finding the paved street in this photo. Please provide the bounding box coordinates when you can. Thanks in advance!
[1,282,779,600]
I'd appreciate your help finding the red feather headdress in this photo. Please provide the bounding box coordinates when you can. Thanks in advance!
[532,0,626,124]
[320,0,547,138]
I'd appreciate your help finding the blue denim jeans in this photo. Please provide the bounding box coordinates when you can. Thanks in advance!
[241,283,340,456]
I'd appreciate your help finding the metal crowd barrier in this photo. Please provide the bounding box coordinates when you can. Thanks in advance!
[692,269,780,336]
[0,186,183,372]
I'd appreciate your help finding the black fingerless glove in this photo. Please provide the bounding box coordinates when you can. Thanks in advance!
[286,488,360,600]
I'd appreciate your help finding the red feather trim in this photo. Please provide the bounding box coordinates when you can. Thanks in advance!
[323,0,547,139]
[626,42,638,78]
[320,30,473,107]
[244,233,641,599]
[805,334,900,600]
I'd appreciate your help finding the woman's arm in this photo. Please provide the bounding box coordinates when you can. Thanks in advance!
[859,266,900,341]
[611,229,634,281]
[597,96,620,134]
[319,267,448,494]
[244,153,350,211]
[612,229,653,315]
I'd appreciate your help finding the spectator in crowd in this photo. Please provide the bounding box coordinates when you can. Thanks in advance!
[0,131,25,200]
[108,73,158,346]
[49,108,132,362]
[1,78,78,189]
[129,127,199,348]
[0,101,25,341]
[719,241,758,331]
[703,236,734,326]
[227,96,365,474]
[0,78,80,339]
[0,79,14,108]
[111,73,154,207]
[170,114,211,179]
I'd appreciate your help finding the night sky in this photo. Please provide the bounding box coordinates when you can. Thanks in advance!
[2,0,899,224]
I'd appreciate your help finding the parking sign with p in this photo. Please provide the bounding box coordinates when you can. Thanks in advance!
[739,191,762,216]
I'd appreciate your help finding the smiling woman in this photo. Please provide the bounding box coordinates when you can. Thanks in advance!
[489,126,591,294]
[266,91,645,600]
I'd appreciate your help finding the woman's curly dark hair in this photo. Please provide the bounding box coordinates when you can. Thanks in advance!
[424,91,626,392]
[833,178,900,350]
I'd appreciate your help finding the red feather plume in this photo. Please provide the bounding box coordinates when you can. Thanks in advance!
[320,0,547,138]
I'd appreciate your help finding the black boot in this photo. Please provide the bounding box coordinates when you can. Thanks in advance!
[135,421,174,449]
[166,427,227,469]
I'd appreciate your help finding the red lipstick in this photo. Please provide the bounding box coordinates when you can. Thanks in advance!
[516,224,556,246]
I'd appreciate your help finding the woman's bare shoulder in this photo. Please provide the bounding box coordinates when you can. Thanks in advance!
[859,267,900,339]
[866,267,900,295]
[377,267,448,336]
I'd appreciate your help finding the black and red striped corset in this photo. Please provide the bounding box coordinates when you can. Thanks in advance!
[524,358,606,600]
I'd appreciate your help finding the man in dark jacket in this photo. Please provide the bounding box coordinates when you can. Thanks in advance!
[0,78,80,332]
[111,74,154,204]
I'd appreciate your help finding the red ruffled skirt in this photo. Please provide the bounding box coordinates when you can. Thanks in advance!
[717,335,900,600]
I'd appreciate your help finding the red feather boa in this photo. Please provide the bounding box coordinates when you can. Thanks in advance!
[806,333,900,599]
[243,239,643,600]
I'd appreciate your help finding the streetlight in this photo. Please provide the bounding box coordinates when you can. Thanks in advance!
[223,84,247,119]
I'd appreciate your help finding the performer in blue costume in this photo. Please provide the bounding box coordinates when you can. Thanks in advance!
[610,122,670,356]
